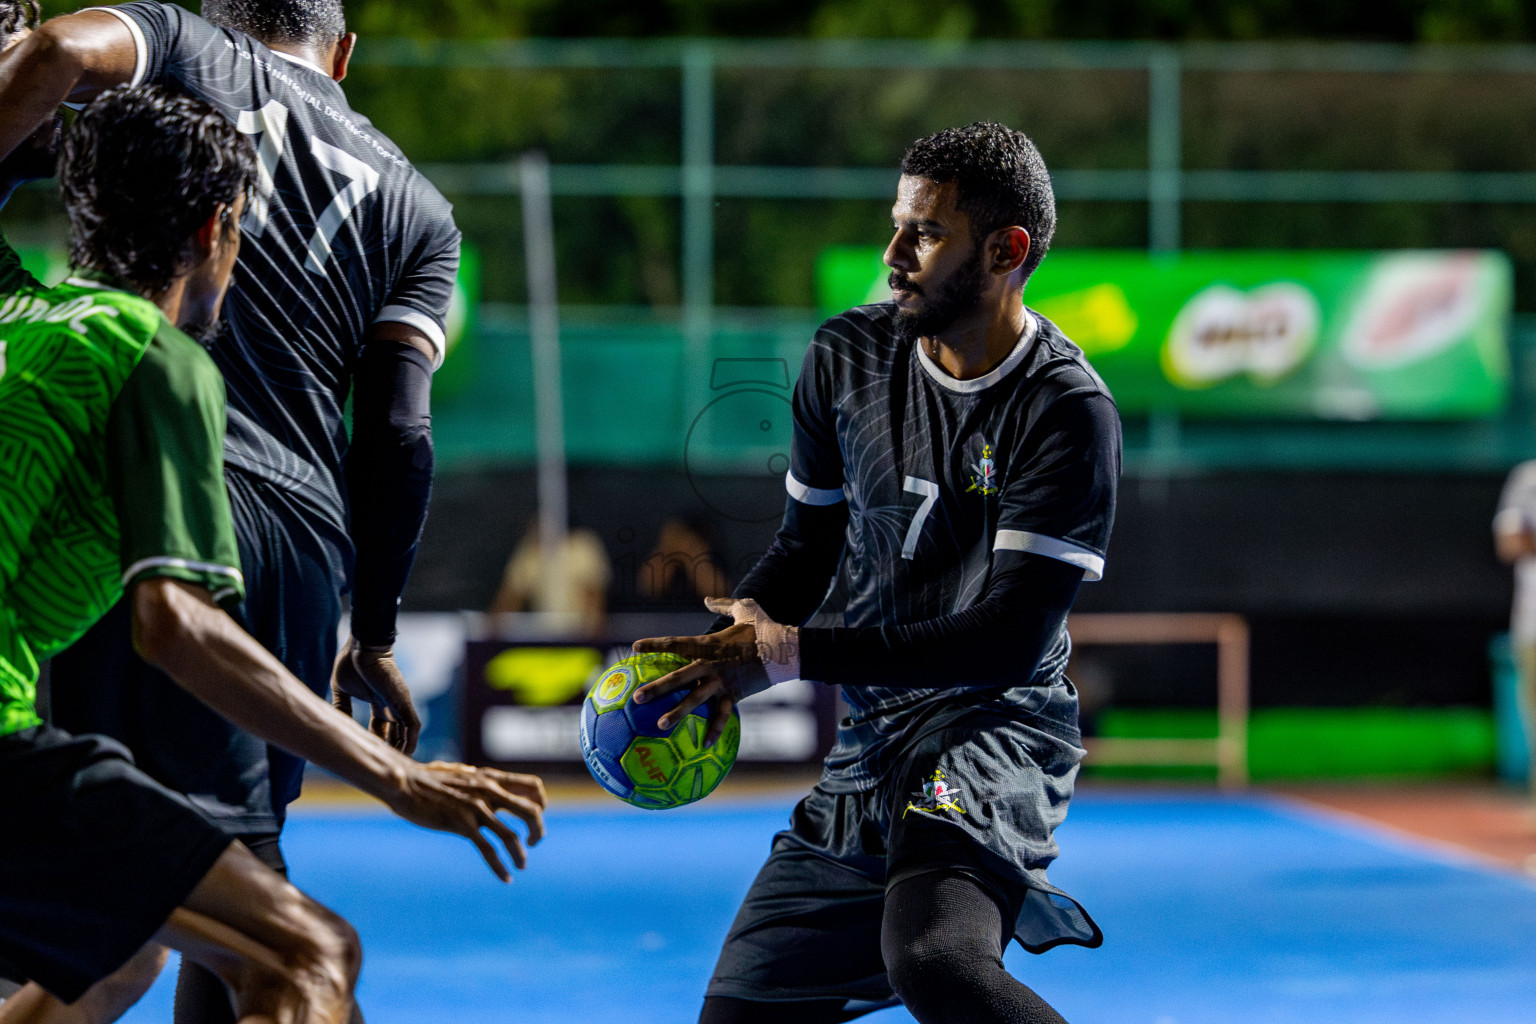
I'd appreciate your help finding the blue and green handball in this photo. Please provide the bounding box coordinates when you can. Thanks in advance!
[579,652,741,809]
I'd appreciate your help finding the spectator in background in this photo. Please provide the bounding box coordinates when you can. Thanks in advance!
[489,519,612,637]
[1495,460,1536,804]
[640,515,733,608]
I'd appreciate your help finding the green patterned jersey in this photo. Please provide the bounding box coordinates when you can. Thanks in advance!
[0,235,244,736]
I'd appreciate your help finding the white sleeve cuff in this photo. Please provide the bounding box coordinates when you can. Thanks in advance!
[785,471,845,506]
[85,7,148,86]
[994,530,1105,581]
[121,556,245,589]
[375,305,447,370]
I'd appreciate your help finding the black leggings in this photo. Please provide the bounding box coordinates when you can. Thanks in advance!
[700,871,1068,1024]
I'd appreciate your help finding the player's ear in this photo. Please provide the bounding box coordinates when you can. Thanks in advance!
[190,205,226,263]
[331,33,357,83]
[992,227,1030,277]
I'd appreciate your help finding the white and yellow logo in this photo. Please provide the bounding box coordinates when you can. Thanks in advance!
[903,768,966,818]
[595,670,629,703]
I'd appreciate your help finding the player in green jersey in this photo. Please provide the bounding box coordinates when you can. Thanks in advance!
[0,47,545,1024]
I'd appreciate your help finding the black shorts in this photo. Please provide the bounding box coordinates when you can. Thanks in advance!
[51,467,346,832]
[0,726,231,1003]
[706,692,1102,1006]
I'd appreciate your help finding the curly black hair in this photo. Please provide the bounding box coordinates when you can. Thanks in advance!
[201,0,345,46]
[0,0,41,43]
[61,85,256,296]
[900,121,1056,280]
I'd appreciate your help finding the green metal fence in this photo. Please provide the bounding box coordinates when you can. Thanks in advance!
[341,38,1536,470]
[354,38,1536,307]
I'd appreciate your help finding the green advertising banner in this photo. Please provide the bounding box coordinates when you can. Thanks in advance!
[816,247,1513,420]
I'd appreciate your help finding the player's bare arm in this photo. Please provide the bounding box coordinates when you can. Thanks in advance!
[1496,527,1536,563]
[0,5,356,171]
[132,577,547,882]
[1494,503,1536,563]
[61,87,544,884]
[0,19,59,207]
[0,10,137,162]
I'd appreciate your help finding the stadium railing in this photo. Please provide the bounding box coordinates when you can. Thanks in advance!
[1069,612,1251,788]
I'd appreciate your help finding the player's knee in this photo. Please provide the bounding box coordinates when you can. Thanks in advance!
[320,906,363,988]
[882,937,942,1004]
[883,930,992,1023]
[292,898,362,991]
[227,898,359,1020]
[267,887,361,992]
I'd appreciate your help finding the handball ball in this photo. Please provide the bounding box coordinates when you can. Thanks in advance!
[579,652,741,809]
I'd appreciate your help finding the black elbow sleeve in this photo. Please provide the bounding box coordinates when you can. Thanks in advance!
[346,340,435,647]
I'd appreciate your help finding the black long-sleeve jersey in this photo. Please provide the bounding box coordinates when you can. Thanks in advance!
[102,2,461,558]
[736,303,1121,791]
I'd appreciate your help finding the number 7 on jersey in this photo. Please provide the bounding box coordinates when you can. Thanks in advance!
[902,476,939,560]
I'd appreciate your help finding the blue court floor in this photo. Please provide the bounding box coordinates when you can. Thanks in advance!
[118,789,1536,1024]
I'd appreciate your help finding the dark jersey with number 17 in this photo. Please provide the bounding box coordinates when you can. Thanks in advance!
[98,2,461,559]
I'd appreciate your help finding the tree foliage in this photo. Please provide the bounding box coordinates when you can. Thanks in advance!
[40,0,1536,42]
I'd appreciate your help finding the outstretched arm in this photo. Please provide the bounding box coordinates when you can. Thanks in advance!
[633,553,1082,737]
[131,578,545,881]
[635,389,1120,736]
[107,324,543,881]
[0,10,136,163]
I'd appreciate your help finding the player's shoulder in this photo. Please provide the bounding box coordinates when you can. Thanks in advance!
[0,275,167,390]
[19,275,163,345]
[818,301,898,341]
[809,301,903,370]
[1017,308,1117,411]
[109,1,215,55]
[116,313,226,418]
[1507,459,1536,493]
[283,73,455,229]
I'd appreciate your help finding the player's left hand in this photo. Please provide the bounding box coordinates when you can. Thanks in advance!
[331,638,423,755]
[633,596,799,746]
[630,620,763,746]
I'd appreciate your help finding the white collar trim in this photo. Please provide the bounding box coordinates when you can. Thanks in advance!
[916,310,1038,394]
[271,49,330,77]
[64,276,115,291]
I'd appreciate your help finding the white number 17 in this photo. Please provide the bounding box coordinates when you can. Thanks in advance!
[236,100,381,276]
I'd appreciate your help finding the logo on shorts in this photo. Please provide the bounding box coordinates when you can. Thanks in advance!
[967,444,998,497]
[903,768,966,818]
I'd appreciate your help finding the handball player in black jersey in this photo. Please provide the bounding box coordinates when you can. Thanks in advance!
[0,3,456,1022]
[634,122,1121,1024]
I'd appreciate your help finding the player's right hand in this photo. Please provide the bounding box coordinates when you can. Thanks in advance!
[331,638,423,755]
[385,761,547,882]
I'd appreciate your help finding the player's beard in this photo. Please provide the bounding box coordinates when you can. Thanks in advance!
[890,244,988,346]
[181,314,224,345]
